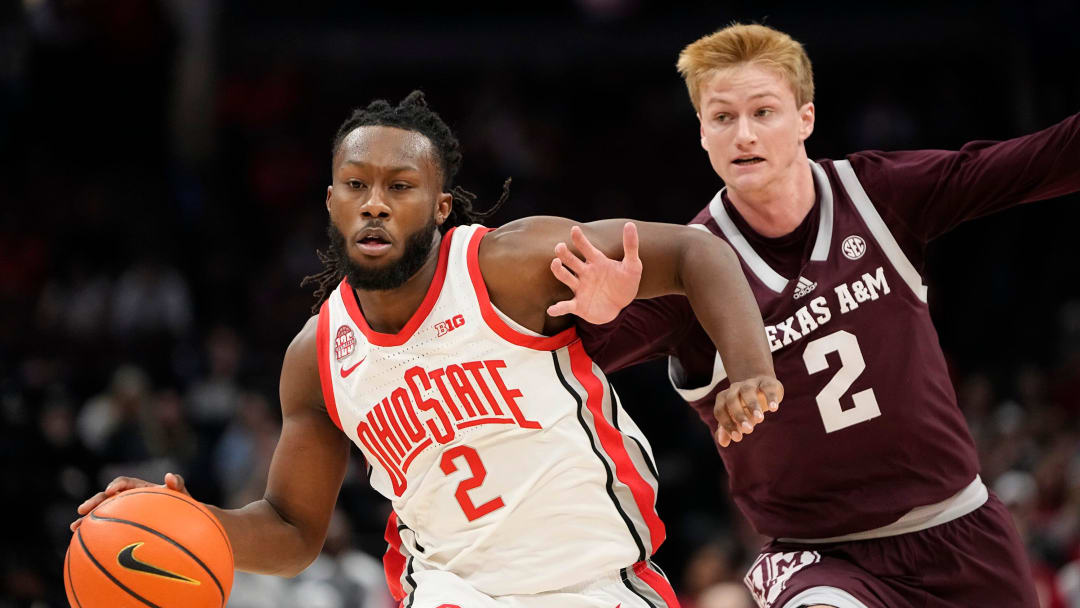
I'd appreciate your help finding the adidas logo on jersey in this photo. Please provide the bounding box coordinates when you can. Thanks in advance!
[793,276,817,300]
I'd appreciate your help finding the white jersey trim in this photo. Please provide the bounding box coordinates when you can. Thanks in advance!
[708,190,789,294]
[493,303,543,337]
[667,353,727,403]
[808,160,834,262]
[706,161,835,294]
[779,586,870,608]
[833,159,929,302]
[668,227,731,403]
[778,475,988,544]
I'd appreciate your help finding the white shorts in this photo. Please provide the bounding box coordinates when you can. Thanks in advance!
[402,561,678,608]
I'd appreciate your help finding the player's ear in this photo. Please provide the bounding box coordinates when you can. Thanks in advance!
[798,102,815,143]
[325,185,334,212]
[698,112,708,151]
[435,191,452,226]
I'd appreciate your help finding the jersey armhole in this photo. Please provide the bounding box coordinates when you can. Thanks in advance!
[667,352,728,403]
[315,299,344,432]
[464,226,579,351]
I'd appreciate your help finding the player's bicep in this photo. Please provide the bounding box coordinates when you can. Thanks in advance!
[583,220,722,298]
[265,318,351,545]
[528,216,709,297]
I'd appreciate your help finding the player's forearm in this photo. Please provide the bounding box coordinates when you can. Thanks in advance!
[677,231,774,381]
[207,499,322,577]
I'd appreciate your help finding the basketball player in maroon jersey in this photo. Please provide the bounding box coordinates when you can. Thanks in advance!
[71,91,783,606]
[556,23,1080,608]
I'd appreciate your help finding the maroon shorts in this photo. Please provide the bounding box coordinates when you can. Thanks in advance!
[743,494,1038,607]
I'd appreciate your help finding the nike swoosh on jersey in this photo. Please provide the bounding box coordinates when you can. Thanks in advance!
[340,357,366,378]
[117,542,200,584]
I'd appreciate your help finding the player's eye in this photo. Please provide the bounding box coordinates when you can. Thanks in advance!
[347,179,366,189]
[755,108,773,117]
[713,113,730,123]
[391,183,412,191]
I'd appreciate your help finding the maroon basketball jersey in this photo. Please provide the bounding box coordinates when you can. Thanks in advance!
[577,114,1080,539]
[667,160,979,538]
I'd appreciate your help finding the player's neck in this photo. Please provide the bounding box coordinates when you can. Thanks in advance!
[352,238,442,334]
[726,156,815,239]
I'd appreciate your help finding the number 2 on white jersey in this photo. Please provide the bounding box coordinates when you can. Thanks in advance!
[440,445,505,521]
[801,330,881,433]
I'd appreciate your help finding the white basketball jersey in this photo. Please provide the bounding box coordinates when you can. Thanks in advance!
[315,224,663,598]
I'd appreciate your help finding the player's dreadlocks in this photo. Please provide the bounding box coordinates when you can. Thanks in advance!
[301,90,511,313]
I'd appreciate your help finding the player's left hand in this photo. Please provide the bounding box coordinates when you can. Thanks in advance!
[713,376,784,448]
[69,473,189,532]
[547,222,642,324]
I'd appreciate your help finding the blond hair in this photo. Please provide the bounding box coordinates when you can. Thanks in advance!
[676,23,814,112]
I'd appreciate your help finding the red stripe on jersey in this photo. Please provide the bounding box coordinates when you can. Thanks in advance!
[633,561,678,607]
[342,227,457,347]
[382,512,407,601]
[465,227,579,351]
[568,341,665,552]
[316,301,343,432]
[457,416,516,429]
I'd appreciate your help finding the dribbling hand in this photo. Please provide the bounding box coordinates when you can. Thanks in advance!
[547,222,642,324]
[70,472,190,532]
[713,376,784,448]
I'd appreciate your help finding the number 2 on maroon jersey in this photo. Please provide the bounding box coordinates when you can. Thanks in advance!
[802,330,882,433]
[440,445,505,521]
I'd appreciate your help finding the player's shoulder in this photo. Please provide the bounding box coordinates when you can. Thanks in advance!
[480,216,577,270]
[283,314,320,380]
[828,148,954,185]
[485,216,572,250]
[289,314,320,353]
[280,314,325,414]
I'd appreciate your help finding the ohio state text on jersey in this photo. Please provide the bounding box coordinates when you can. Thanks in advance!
[316,225,663,598]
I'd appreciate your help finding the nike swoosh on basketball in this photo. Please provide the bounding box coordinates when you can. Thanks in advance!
[117,542,199,584]
[340,357,366,378]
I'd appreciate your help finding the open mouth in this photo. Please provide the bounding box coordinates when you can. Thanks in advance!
[355,229,392,255]
[732,157,765,166]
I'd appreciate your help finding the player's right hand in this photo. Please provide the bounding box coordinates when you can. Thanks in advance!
[713,376,784,448]
[70,472,190,532]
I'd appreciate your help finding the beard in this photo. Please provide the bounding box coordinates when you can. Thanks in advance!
[328,217,438,291]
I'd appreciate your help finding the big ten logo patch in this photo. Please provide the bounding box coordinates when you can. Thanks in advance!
[744,550,821,607]
[335,325,356,361]
[434,314,465,337]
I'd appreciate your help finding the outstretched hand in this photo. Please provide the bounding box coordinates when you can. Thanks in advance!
[547,222,642,324]
[70,472,189,532]
[713,376,784,448]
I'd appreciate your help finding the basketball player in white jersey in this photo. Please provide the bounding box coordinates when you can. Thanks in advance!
[72,91,784,607]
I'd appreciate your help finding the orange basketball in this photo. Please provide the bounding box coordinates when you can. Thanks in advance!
[64,487,234,608]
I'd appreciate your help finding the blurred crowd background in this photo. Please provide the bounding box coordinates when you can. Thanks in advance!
[2,1,1080,607]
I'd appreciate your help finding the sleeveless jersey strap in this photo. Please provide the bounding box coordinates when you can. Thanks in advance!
[833,159,928,302]
[315,299,344,431]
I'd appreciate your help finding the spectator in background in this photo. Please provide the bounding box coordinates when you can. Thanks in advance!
[35,259,111,341]
[678,538,745,607]
[187,324,244,431]
[697,582,755,608]
[110,257,193,338]
[76,364,150,454]
[213,391,280,508]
